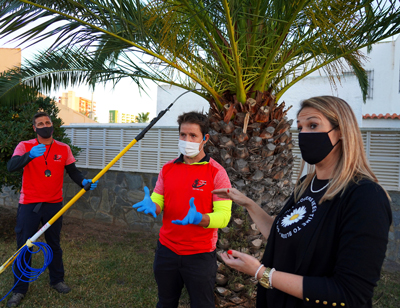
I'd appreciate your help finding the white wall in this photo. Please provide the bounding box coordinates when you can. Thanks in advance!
[362,118,400,128]
[281,74,363,127]
[361,38,400,116]
[282,36,400,128]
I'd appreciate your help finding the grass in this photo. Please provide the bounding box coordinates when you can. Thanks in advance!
[0,232,160,307]
[372,271,400,307]
[0,215,399,307]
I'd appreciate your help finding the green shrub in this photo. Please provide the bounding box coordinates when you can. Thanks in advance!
[0,96,81,192]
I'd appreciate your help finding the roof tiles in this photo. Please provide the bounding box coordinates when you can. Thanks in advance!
[363,113,400,120]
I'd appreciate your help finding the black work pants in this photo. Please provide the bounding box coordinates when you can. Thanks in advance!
[13,202,64,294]
[153,241,217,308]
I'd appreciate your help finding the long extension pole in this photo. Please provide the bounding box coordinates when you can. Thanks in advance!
[0,88,204,274]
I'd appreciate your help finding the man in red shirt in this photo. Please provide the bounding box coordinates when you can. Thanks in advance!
[133,112,232,308]
[6,112,98,308]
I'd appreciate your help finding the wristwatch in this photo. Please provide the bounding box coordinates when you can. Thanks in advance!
[258,267,273,289]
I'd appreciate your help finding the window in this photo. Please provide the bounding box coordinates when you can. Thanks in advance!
[343,71,355,77]
[366,70,374,99]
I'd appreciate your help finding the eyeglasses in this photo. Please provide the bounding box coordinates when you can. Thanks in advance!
[35,121,52,128]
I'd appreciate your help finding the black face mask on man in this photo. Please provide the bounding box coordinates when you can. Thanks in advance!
[35,126,54,139]
[298,126,340,165]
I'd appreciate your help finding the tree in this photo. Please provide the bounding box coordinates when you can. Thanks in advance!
[0,96,80,192]
[0,0,399,305]
[136,112,150,123]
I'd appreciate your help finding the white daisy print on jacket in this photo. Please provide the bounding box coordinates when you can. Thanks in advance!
[281,206,307,227]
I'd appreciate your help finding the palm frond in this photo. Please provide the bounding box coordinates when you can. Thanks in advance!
[0,0,399,108]
[0,67,40,107]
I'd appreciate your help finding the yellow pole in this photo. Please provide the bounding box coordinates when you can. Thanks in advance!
[0,246,27,274]
[0,138,138,274]
[47,138,138,226]
[0,91,182,275]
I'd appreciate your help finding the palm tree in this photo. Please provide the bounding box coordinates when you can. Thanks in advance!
[0,0,399,305]
[136,111,150,123]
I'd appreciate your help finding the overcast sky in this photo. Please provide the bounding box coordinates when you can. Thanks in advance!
[0,30,158,123]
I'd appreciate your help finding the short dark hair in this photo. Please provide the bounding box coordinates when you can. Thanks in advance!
[177,111,209,136]
[32,112,51,126]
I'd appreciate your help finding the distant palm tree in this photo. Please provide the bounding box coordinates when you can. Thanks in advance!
[0,1,399,304]
[136,112,150,123]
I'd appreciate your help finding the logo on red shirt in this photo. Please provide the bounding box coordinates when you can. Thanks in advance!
[192,179,207,188]
[54,154,62,161]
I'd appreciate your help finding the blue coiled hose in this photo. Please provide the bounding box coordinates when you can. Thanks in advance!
[0,242,53,302]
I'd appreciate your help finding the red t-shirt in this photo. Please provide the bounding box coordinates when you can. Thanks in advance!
[12,139,76,204]
[154,155,231,255]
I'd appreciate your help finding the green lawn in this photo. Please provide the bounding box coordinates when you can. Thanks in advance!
[0,232,160,307]
[0,216,399,307]
[372,270,400,307]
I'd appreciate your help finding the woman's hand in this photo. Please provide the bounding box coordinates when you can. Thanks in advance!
[214,188,275,240]
[212,188,250,208]
[222,250,305,299]
[220,249,262,278]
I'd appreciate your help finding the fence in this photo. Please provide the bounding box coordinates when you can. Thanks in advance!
[290,129,400,191]
[64,124,400,192]
[65,124,180,173]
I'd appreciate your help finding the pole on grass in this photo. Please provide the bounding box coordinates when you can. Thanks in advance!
[0,88,205,275]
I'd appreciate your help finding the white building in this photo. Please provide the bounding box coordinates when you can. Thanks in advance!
[156,35,400,128]
[59,90,97,120]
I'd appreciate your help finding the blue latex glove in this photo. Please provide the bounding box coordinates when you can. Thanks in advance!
[29,144,46,158]
[172,197,202,225]
[132,186,157,218]
[82,179,98,190]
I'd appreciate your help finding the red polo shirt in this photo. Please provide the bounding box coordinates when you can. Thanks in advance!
[152,154,231,255]
[12,139,76,204]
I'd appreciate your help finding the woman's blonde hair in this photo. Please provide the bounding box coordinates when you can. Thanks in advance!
[294,96,386,204]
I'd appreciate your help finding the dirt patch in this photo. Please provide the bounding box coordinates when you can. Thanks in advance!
[0,206,17,242]
[0,206,156,245]
[61,215,153,244]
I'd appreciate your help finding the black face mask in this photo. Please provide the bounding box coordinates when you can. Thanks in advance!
[298,126,340,165]
[35,126,54,139]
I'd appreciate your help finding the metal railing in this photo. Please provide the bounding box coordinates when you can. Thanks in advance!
[65,124,179,173]
[64,124,400,191]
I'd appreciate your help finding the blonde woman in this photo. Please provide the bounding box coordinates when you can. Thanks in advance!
[212,96,392,308]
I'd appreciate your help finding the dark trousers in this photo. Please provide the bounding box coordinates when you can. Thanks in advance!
[153,241,217,308]
[13,202,65,294]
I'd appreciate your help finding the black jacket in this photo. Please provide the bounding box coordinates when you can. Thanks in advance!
[257,178,392,308]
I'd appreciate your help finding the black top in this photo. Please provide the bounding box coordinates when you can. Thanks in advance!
[272,177,329,287]
[257,177,392,308]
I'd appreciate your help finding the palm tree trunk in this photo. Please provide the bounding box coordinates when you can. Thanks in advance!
[205,91,294,307]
